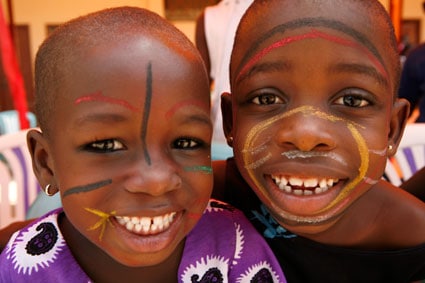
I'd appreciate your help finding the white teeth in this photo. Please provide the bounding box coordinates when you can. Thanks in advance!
[126,221,134,231]
[116,212,176,235]
[289,177,303,187]
[271,175,339,195]
[304,178,318,188]
[134,224,142,233]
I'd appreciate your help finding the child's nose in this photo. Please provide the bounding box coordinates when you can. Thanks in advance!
[124,155,182,196]
[275,113,336,152]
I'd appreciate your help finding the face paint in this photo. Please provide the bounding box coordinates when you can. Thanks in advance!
[235,18,389,89]
[245,152,273,170]
[85,207,116,241]
[184,165,213,174]
[241,138,271,155]
[141,62,153,166]
[242,105,370,224]
[62,179,112,198]
[74,91,140,113]
[282,150,347,166]
[237,29,388,85]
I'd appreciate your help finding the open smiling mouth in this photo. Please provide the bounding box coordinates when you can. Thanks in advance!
[271,175,340,196]
[116,212,177,235]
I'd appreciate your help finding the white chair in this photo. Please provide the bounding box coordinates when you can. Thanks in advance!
[0,129,40,228]
[0,110,37,135]
[384,123,425,186]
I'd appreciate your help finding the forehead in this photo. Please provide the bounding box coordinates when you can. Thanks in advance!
[63,36,209,102]
[232,0,393,85]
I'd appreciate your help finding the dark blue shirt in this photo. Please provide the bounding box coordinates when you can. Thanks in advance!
[399,43,425,122]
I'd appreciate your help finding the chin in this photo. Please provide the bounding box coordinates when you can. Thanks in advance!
[109,249,175,268]
[263,196,346,238]
[275,212,341,236]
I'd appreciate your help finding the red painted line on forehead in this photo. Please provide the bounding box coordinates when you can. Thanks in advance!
[165,99,209,120]
[74,91,140,113]
[236,29,389,83]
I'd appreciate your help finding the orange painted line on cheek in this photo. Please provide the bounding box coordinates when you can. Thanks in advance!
[236,29,389,83]
[74,91,140,113]
[165,99,209,120]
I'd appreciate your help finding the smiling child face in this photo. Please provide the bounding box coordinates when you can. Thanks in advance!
[42,36,212,266]
[226,0,408,235]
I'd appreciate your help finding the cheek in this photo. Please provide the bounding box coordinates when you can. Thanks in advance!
[364,135,389,177]
[62,198,96,236]
[184,171,213,201]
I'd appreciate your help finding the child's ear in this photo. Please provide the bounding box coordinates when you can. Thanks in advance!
[221,92,233,147]
[27,129,56,189]
[388,98,410,156]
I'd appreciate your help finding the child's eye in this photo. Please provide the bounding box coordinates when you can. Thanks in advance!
[86,139,124,152]
[334,95,370,108]
[252,93,283,105]
[173,138,202,149]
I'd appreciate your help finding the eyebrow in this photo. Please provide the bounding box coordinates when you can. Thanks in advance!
[74,112,128,127]
[236,17,389,84]
[165,99,210,120]
[237,61,292,83]
[328,62,388,87]
[240,60,388,89]
[181,113,213,128]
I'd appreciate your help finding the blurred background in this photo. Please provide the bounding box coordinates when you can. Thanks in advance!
[0,0,421,116]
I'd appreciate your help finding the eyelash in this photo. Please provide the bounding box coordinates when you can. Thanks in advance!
[250,90,372,108]
[251,93,284,105]
[172,137,203,150]
[333,94,370,108]
[85,139,125,153]
[84,137,204,153]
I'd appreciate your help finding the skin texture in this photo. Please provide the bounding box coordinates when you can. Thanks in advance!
[26,9,212,282]
[222,0,425,248]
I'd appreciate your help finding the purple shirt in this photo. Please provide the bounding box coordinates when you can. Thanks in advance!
[0,200,286,282]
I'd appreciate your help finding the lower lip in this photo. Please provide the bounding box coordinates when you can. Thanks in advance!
[265,177,343,216]
[111,212,183,254]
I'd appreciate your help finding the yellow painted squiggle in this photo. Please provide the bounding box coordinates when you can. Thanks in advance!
[85,207,116,241]
[242,106,368,222]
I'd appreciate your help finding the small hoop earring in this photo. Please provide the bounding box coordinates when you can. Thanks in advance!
[44,184,56,196]
[227,136,234,146]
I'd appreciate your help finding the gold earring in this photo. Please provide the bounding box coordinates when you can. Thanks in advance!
[227,136,234,146]
[44,184,56,196]
[388,144,393,153]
